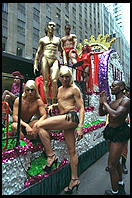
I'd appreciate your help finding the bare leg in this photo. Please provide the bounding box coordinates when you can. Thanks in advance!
[41,56,49,104]
[108,142,126,191]
[38,128,53,156]
[38,115,78,168]
[37,115,77,130]
[63,128,80,191]
[64,129,78,179]
[63,50,68,65]
[11,122,24,139]
[38,127,58,167]
[11,120,38,140]
[50,60,59,104]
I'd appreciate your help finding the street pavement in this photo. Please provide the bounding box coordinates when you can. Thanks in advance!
[59,140,130,195]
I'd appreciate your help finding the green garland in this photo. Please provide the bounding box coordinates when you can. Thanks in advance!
[27,155,59,178]
[2,139,26,151]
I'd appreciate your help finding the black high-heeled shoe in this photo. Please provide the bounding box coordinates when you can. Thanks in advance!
[42,154,58,173]
[64,178,80,194]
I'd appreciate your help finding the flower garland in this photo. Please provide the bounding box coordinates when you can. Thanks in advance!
[2,138,43,163]
[24,158,68,188]
[51,120,106,141]
[2,107,105,163]
[2,105,106,189]
[24,120,106,188]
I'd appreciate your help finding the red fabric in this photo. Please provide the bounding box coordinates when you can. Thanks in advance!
[35,75,53,104]
[76,53,93,92]
[64,47,74,54]
[93,53,99,87]
[35,76,47,104]
[12,71,24,78]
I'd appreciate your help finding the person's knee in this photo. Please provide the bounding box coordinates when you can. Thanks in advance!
[38,127,47,136]
[52,79,57,85]
[11,122,17,131]
[3,90,9,95]
[108,162,117,172]
[5,95,10,100]
[44,80,48,86]
[67,146,76,157]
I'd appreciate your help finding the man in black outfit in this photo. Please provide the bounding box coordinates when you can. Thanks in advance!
[99,81,130,195]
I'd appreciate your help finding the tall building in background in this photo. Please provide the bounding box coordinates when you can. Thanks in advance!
[105,3,124,32]
[2,3,130,86]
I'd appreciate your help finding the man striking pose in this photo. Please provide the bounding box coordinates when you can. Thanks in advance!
[33,66,85,194]
[61,24,78,66]
[34,21,62,105]
[99,80,130,195]
[12,80,47,139]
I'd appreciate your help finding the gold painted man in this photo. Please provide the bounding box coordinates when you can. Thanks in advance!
[61,24,78,66]
[34,21,62,105]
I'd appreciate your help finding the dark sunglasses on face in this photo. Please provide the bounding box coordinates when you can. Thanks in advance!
[26,88,35,92]
[60,75,70,79]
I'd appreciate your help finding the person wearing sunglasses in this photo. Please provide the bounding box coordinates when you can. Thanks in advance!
[33,66,85,194]
[34,21,62,105]
[11,80,47,139]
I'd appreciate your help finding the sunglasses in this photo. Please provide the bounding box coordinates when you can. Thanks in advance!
[26,88,35,92]
[60,75,70,79]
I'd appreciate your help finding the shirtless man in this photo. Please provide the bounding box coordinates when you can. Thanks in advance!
[34,21,62,105]
[11,80,47,139]
[33,66,85,194]
[61,24,78,66]
[99,80,130,195]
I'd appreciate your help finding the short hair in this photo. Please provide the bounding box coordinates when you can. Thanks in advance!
[65,24,71,29]
[114,80,126,91]
[82,43,92,53]
[119,81,126,89]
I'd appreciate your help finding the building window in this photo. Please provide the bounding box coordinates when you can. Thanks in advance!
[33,48,37,58]
[33,8,40,29]
[46,16,51,25]
[16,43,24,57]
[2,3,8,12]
[33,27,39,48]
[56,12,61,24]
[65,15,69,24]
[56,23,61,37]
[79,3,82,13]
[17,46,23,56]
[65,3,69,15]
[33,3,40,10]
[72,7,76,20]
[46,4,51,18]
[72,24,76,34]
[17,19,25,43]
[17,3,25,21]
[56,3,61,9]
[2,37,7,51]
[2,11,8,38]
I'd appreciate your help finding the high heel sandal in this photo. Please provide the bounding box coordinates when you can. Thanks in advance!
[42,154,58,173]
[64,178,80,194]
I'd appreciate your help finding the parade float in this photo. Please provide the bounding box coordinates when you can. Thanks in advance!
[2,34,124,195]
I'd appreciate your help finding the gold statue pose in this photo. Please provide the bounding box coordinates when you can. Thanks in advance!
[34,21,62,105]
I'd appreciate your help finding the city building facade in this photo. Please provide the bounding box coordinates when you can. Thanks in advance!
[2,3,130,87]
